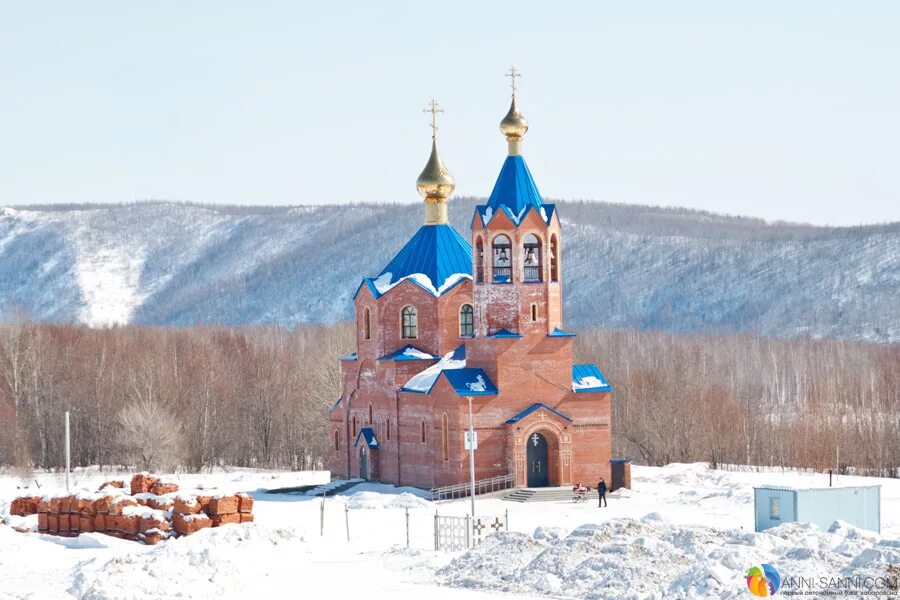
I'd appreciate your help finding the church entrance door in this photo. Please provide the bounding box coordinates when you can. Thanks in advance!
[359,447,368,480]
[526,432,549,487]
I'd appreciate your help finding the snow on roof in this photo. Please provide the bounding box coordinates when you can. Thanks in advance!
[401,345,466,394]
[505,402,573,425]
[487,155,544,215]
[365,224,472,299]
[379,344,438,361]
[354,427,379,449]
[474,203,556,229]
[339,352,358,361]
[441,368,498,396]
[572,364,613,393]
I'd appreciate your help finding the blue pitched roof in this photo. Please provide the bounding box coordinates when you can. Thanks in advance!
[441,368,498,396]
[486,155,543,216]
[548,327,576,338]
[487,328,523,339]
[505,403,573,425]
[379,344,438,361]
[339,352,358,361]
[329,397,342,414]
[400,344,467,394]
[572,364,613,393]
[354,427,379,449]
[374,224,472,296]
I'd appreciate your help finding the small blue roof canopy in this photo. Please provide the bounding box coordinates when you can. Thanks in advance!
[505,402,573,425]
[487,328,523,339]
[548,327,576,338]
[354,427,379,449]
[441,368,497,396]
[572,364,613,393]
[359,224,472,299]
[378,344,438,361]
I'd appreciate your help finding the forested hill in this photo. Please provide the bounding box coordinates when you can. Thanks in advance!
[1,200,897,342]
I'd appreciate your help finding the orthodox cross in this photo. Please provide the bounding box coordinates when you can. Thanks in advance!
[423,98,444,139]
[531,433,540,446]
[505,66,521,96]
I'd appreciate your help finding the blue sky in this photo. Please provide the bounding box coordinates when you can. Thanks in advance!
[1,1,897,225]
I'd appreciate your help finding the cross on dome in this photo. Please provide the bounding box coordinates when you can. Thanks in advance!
[505,66,521,96]
[423,98,444,139]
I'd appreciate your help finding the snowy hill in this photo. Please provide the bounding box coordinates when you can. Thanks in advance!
[1,201,898,341]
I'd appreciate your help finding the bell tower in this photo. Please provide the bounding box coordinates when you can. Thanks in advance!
[471,68,564,339]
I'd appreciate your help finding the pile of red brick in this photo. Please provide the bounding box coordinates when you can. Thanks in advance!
[9,472,255,545]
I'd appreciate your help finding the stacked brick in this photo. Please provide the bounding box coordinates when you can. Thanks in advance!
[9,473,255,545]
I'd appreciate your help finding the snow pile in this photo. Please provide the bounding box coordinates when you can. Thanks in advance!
[346,491,431,510]
[572,375,607,391]
[466,375,487,392]
[438,517,900,599]
[69,524,305,600]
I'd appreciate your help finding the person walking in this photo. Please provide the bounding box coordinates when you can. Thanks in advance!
[597,477,608,507]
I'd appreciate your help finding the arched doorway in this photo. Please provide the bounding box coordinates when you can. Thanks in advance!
[526,432,549,487]
[359,446,369,480]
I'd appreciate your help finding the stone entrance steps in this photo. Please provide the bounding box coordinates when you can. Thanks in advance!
[502,487,579,503]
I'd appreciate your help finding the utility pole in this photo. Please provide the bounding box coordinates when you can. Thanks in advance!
[64,411,71,493]
[467,396,476,518]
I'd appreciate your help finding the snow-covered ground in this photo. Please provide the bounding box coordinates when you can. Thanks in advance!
[1,463,898,599]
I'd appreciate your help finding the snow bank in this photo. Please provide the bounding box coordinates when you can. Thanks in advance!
[70,524,304,600]
[346,491,431,510]
[438,518,900,599]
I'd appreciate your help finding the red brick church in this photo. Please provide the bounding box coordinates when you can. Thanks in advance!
[328,75,613,489]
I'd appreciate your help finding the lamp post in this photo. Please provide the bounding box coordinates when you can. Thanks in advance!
[467,395,476,518]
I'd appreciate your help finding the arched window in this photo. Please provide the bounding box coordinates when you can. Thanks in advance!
[441,414,450,461]
[550,234,559,282]
[523,233,542,282]
[531,304,537,322]
[363,307,371,340]
[420,419,427,443]
[459,304,474,337]
[475,237,485,282]
[367,404,373,424]
[401,306,418,339]
[333,430,340,451]
[492,235,512,282]
[352,415,358,437]
[386,418,392,441]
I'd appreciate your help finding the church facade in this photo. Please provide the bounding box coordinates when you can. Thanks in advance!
[328,78,613,490]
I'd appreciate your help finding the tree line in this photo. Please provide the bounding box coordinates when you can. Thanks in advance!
[1,320,897,477]
[0,321,349,472]
[576,329,899,477]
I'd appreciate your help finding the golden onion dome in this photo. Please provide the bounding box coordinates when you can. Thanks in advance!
[500,96,529,141]
[416,138,455,201]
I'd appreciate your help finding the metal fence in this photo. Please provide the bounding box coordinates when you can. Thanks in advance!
[434,511,508,551]
[429,473,515,501]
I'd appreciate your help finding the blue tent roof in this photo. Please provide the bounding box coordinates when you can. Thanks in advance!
[505,403,573,425]
[354,427,379,449]
[473,203,555,229]
[486,155,543,216]
[572,364,613,393]
[379,344,438,361]
[374,224,472,296]
[441,368,498,396]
